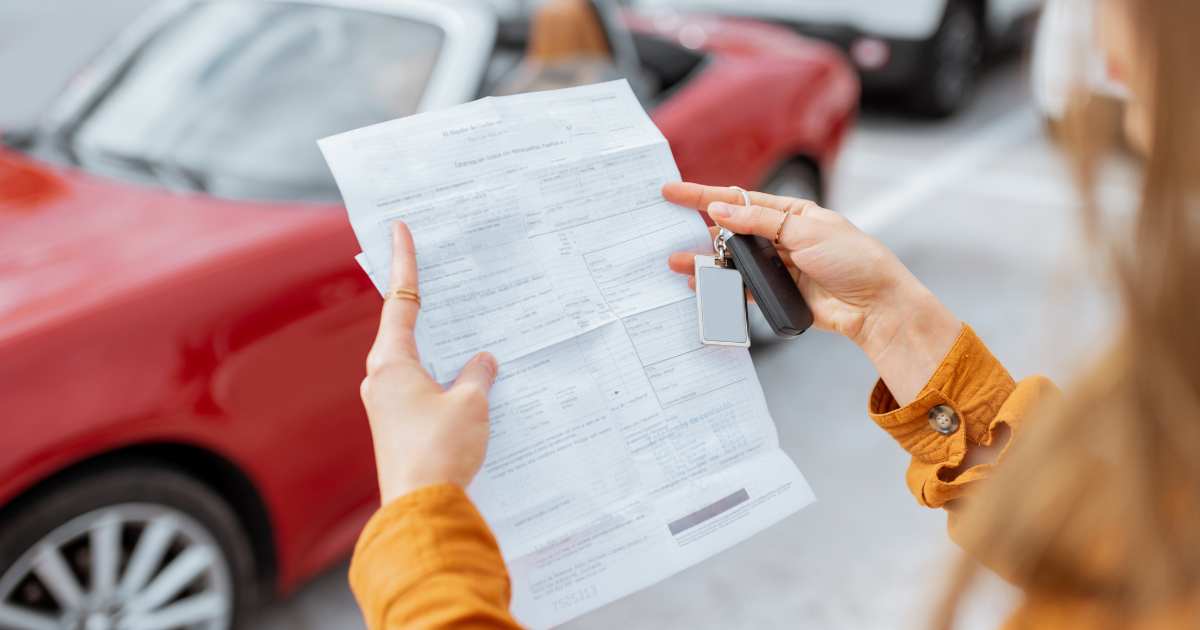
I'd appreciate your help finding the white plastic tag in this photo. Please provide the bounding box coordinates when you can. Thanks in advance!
[695,255,750,347]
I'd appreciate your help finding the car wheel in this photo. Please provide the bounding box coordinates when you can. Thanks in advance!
[912,2,983,118]
[761,160,821,204]
[0,465,255,630]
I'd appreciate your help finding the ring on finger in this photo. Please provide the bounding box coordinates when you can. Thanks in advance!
[729,185,752,208]
[390,287,421,307]
[774,210,794,245]
[774,201,814,245]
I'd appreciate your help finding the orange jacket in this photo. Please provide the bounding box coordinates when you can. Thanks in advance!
[345,326,1133,628]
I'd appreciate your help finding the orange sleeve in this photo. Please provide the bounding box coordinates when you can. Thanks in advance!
[349,484,522,630]
[868,325,1060,508]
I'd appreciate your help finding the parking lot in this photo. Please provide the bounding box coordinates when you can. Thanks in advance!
[2,3,1129,629]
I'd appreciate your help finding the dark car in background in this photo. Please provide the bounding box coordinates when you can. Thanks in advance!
[635,0,1043,116]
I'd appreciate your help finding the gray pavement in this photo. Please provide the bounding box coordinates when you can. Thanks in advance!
[2,4,1125,629]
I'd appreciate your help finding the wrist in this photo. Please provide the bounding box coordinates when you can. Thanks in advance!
[378,462,467,506]
[380,476,463,506]
[856,276,960,405]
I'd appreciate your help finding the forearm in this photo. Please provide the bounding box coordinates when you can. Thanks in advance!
[854,274,962,406]
[855,273,1018,484]
[350,484,520,630]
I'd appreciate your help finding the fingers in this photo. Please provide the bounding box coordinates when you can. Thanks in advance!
[372,222,422,363]
[707,200,817,250]
[662,181,821,251]
[668,251,696,276]
[662,181,807,216]
[667,224,721,277]
[450,352,498,401]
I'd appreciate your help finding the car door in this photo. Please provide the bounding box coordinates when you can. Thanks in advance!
[198,204,384,581]
[157,3,495,575]
[47,0,499,580]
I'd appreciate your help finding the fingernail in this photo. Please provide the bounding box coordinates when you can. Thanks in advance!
[709,202,735,219]
[476,352,497,376]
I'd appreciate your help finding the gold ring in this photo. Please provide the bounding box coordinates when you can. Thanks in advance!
[774,210,794,245]
[390,287,421,306]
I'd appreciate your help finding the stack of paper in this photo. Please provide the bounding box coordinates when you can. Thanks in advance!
[319,80,813,628]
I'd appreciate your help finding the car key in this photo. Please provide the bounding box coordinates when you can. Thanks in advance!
[720,186,813,338]
[724,230,813,337]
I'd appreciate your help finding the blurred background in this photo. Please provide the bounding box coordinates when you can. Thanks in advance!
[0,1,1132,629]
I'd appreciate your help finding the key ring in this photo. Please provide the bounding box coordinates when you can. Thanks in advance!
[713,228,732,268]
[712,186,753,267]
[729,185,752,208]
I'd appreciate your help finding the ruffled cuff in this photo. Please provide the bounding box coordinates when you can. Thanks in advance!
[867,325,1016,506]
[349,484,510,626]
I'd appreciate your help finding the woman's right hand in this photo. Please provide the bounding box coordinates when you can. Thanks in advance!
[663,181,961,404]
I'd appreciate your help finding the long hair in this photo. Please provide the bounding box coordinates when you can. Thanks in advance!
[938,0,1200,625]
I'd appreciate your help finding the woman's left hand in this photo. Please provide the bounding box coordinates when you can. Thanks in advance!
[360,222,499,505]
[663,181,961,405]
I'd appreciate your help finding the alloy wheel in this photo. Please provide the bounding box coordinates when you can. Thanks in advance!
[0,504,233,630]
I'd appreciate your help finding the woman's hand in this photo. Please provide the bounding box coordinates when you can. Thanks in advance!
[664,181,961,404]
[360,223,498,505]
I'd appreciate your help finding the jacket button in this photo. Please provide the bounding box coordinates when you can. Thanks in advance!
[928,405,960,435]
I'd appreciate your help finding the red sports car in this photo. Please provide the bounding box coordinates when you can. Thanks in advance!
[0,0,856,627]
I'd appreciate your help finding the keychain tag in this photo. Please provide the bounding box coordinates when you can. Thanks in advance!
[695,230,750,347]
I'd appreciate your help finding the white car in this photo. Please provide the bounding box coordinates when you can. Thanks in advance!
[1031,0,1126,122]
[634,0,1043,116]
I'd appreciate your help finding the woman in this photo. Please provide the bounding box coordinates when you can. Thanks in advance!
[350,0,1200,627]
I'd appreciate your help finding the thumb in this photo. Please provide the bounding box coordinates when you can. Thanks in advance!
[451,352,498,399]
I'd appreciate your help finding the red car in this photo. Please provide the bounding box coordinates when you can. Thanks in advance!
[0,0,856,627]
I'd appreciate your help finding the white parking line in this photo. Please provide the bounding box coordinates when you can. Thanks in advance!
[848,109,1042,234]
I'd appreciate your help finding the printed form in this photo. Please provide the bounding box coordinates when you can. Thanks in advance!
[320,81,814,628]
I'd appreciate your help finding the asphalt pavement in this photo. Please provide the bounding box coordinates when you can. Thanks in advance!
[2,4,1128,629]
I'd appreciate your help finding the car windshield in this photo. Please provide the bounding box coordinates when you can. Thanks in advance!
[71,1,443,202]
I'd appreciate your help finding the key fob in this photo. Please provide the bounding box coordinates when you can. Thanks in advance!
[726,233,813,337]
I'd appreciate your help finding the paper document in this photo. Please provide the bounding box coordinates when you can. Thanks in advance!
[320,81,814,628]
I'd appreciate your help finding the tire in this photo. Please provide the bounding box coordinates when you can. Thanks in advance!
[0,465,256,630]
[911,2,983,118]
[760,160,821,205]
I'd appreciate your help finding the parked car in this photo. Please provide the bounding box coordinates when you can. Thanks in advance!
[0,0,857,627]
[635,0,1043,117]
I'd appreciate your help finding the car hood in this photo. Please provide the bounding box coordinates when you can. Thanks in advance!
[0,149,344,341]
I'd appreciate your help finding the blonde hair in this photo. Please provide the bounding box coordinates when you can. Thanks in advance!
[527,0,612,63]
[939,0,1200,625]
